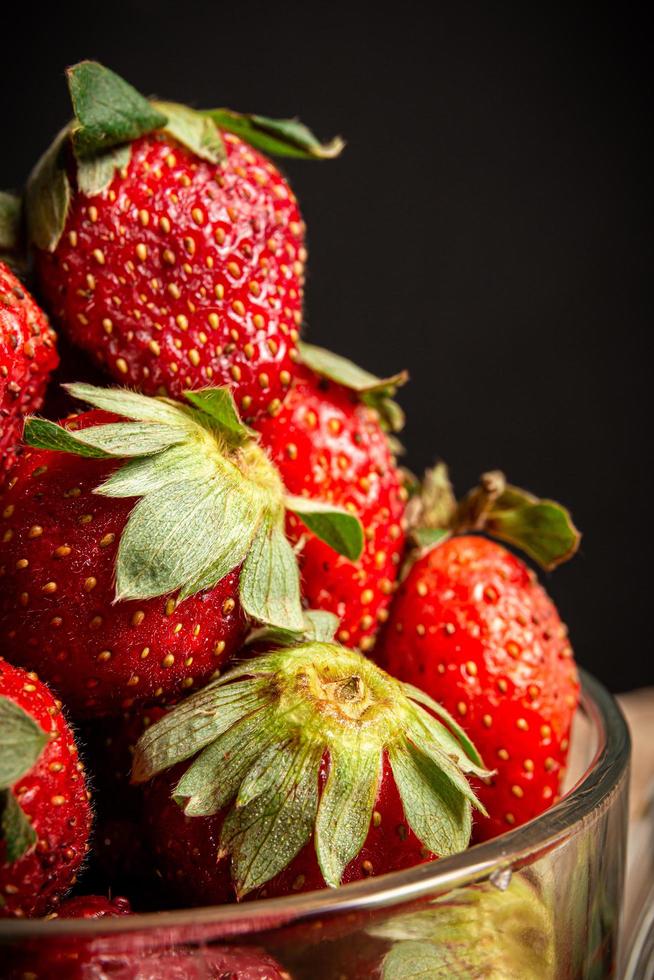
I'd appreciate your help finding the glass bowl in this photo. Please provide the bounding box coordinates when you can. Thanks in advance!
[0,668,630,979]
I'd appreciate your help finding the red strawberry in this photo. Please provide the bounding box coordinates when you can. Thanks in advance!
[256,348,408,651]
[376,467,581,840]
[54,894,131,918]
[0,384,363,717]
[27,62,342,422]
[5,944,291,980]
[0,658,92,917]
[0,260,58,482]
[133,638,489,903]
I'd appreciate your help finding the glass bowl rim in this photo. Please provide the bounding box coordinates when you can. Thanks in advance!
[0,667,631,938]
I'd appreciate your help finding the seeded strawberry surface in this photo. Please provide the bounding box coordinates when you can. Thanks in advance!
[0,262,58,483]
[256,368,407,650]
[376,536,579,840]
[0,410,245,718]
[0,658,92,917]
[35,132,305,421]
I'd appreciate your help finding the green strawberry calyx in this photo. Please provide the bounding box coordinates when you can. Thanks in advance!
[131,641,490,897]
[25,60,344,253]
[408,462,581,571]
[0,695,49,863]
[298,340,409,434]
[370,873,556,979]
[23,383,363,630]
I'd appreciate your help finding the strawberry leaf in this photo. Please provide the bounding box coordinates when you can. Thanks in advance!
[483,486,581,571]
[245,609,340,647]
[0,192,21,252]
[239,519,304,630]
[389,741,472,857]
[298,341,408,393]
[64,383,193,426]
[0,790,37,863]
[220,739,322,898]
[132,679,271,783]
[154,101,225,164]
[297,341,408,433]
[116,473,263,601]
[71,422,190,457]
[176,706,278,817]
[67,61,167,158]
[285,496,364,561]
[412,527,450,550]
[380,941,447,979]
[76,144,132,197]
[25,417,189,459]
[403,684,486,772]
[0,696,49,789]
[204,109,344,160]
[315,739,381,888]
[184,388,255,444]
[95,445,213,498]
[25,131,71,252]
[24,417,112,459]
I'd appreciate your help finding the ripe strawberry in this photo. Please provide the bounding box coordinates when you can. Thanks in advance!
[5,945,291,980]
[0,658,92,918]
[256,348,408,651]
[0,261,58,482]
[27,61,342,422]
[54,894,131,918]
[376,466,581,840]
[0,383,362,717]
[133,638,489,903]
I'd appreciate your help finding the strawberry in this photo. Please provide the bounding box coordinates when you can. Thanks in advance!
[375,465,581,840]
[5,917,289,980]
[26,61,342,422]
[133,634,489,904]
[0,260,58,483]
[53,894,131,918]
[0,383,363,717]
[0,658,92,918]
[256,344,408,651]
[5,944,291,980]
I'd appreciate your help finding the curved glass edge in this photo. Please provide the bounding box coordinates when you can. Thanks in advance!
[0,668,631,939]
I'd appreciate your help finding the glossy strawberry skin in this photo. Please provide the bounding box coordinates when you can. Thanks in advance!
[35,132,304,422]
[256,369,407,650]
[0,658,92,918]
[376,536,579,840]
[0,410,245,718]
[55,894,131,918]
[144,753,434,906]
[0,262,58,482]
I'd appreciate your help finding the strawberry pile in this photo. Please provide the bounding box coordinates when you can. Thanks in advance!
[0,58,582,977]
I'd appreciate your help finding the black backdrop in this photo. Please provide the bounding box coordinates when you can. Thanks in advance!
[2,3,650,691]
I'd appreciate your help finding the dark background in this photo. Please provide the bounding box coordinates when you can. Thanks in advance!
[2,3,650,691]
